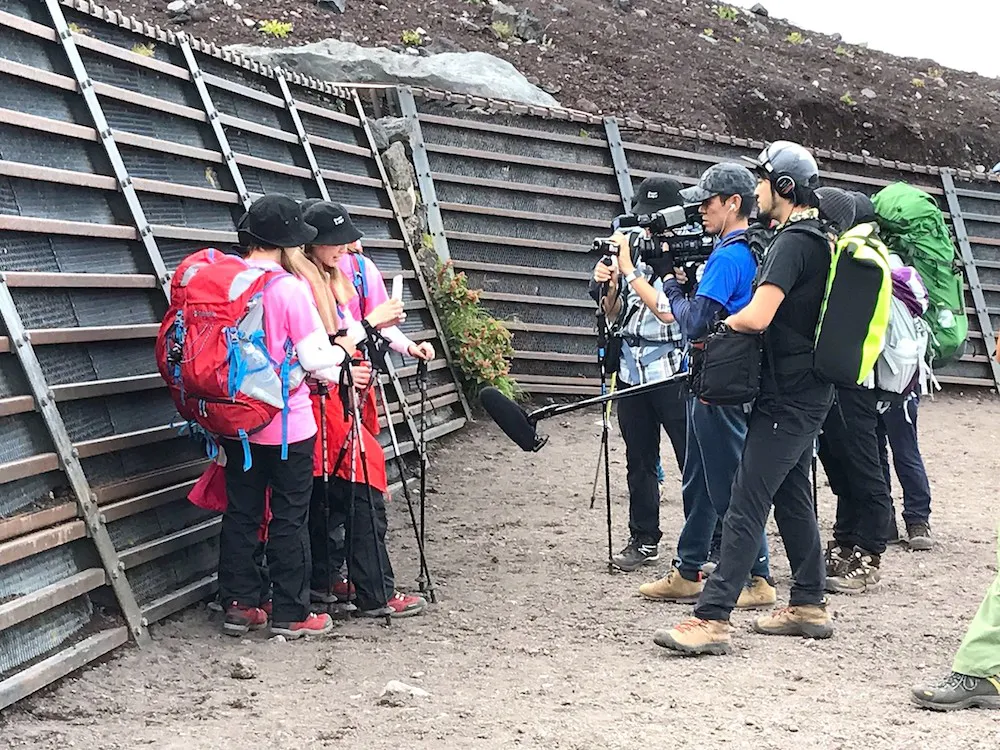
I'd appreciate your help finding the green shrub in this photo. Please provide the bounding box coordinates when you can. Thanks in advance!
[258,20,293,38]
[491,20,514,42]
[712,4,738,21]
[430,260,518,400]
[401,29,424,46]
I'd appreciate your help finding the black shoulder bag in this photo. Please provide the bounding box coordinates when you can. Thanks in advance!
[689,322,763,405]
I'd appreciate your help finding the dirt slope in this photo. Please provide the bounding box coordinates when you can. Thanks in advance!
[107,0,1000,169]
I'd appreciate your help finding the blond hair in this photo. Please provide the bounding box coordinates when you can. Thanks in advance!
[278,246,339,335]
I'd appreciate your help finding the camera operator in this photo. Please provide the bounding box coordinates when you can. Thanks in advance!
[591,176,688,572]
[636,163,775,609]
[655,141,836,656]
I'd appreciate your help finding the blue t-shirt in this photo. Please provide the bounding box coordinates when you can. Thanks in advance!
[695,231,757,315]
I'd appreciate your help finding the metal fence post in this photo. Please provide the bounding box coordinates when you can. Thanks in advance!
[603,117,634,213]
[177,33,252,212]
[940,169,1000,392]
[45,0,171,300]
[352,89,472,421]
[275,72,330,201]
[396,87,450,264]
[0,275,150,646]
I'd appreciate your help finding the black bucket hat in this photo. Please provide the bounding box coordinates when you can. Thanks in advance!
[302,201,364,246]
[632,176,684,215]
[238,194,317,249]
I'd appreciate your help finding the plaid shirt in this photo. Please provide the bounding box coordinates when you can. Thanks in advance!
[614,259,685,386]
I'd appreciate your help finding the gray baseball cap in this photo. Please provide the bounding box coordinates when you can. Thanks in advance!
[680,162,757,204]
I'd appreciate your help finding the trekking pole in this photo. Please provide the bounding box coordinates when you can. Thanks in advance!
[317,382,333,604]
[374,371,435,600]
[416,359,430,594]
[589,372,617,509]
[594,263,614,571]
[812,437,819,519]
[347,365,392,626]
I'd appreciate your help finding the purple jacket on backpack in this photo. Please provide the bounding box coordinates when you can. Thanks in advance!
[891,265,929,319]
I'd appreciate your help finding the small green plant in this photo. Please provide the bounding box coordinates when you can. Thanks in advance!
[703,28,714,37]
[732,36,743,43]
[834,44,850,56]
[67,22,89,35]
[711,4,738,21]
[131,42,156,57]
[927,66,943,80]
[840,92,856,106]
[258,19,293,38]
[579,129,590,138]
[431,260,518,400]
[491,20,514,42]
[911,77,926,88]
[401,28,424,46]
[786,31,804,45]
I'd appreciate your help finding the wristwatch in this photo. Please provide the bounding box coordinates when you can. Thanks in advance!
[624,269,640,285]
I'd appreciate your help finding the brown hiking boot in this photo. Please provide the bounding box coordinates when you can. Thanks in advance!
[638,567,703,602]
[735,576,777,610]
[653,617,732,655]
[752,605,833,639]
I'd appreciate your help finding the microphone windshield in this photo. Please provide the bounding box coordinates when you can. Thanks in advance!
[479,387,546,452]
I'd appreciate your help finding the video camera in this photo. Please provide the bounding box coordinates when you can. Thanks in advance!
[591,204,713,267]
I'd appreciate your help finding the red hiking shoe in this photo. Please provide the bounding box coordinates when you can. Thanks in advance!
[223,603,267,636]
[270,612,334,640]
[386,591,427,618]
[310,576,356,604]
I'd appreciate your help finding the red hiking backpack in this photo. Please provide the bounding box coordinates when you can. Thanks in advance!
[155,248,302,469]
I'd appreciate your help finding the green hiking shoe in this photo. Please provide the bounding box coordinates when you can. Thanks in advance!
[911,672,1000,711]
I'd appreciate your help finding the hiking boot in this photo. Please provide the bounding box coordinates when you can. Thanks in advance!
[310,576,356,604]
[911,672,1000,712]
[611,538,659,572]
[638,567,703,603]
[906,522,934,551]
[824,541,853,578]
[826,549,881,594]
[270,612,334,639]
[386,591,427,618]
[751,605,833,639]
[223,603,268,636]
[653,617,732,656]
[735,576,777,610]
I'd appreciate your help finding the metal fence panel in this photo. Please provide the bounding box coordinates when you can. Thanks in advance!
[0,0,467,710]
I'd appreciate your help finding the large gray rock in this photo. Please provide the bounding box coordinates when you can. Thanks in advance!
[230,39,560,107]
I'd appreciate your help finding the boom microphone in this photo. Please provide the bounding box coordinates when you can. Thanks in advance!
[480,373,689,452]
[479,387,547,452]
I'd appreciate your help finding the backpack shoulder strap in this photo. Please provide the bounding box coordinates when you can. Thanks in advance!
[349,253,369,317]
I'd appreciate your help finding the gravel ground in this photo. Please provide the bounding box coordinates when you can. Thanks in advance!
[2,391,999,749]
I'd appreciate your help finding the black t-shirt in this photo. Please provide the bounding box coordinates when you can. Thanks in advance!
[757,219,831,394]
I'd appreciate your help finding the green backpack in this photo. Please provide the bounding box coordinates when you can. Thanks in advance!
[872,183,968,364]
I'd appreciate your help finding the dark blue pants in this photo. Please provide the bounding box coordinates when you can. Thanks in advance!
[877,396,932,527]
[676,397,770,580]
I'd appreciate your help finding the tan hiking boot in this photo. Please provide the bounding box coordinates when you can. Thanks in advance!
[735,576,777,610]
[752,605,833,639]
[638,567,703,602]
[653,617,732,655]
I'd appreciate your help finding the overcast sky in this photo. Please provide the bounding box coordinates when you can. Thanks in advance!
[731,0,1000,78]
